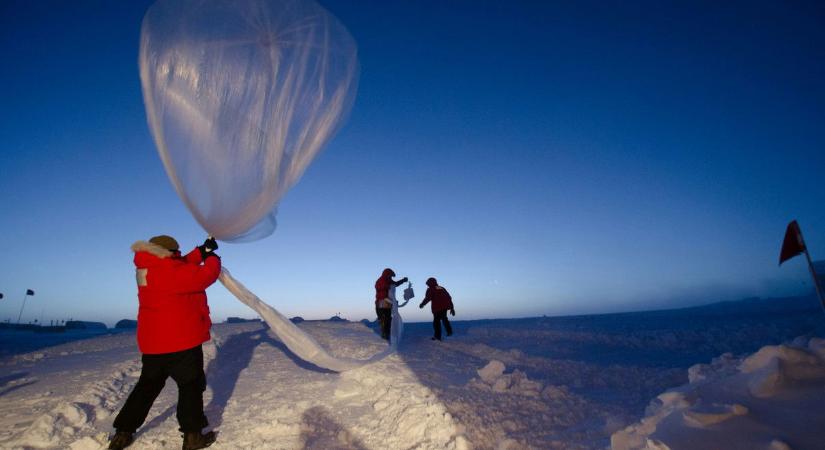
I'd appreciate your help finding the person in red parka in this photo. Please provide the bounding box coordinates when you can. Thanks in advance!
[374,268,407,341]
[419,277,455,341]
[109,235,221,450]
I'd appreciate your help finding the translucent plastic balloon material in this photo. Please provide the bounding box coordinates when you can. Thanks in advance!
[220,268,395,372]
[388,283,411,349]
[139,0,359,242]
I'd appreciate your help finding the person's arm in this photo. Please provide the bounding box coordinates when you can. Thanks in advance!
[183,248,202,265]
[169,254,222,293]
[393,277,408,287]
[419,288,432,308]
[184,237,219,264]
[445,289,455,315]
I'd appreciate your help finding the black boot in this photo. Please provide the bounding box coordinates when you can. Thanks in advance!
[182,430,216,450]
[108,431,134,450]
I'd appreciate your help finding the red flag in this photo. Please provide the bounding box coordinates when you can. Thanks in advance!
[779,220,806,265]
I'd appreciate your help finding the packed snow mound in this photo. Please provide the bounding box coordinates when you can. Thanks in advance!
[612,337,825,450]
[739,340,825,398]
[472,360,544,396]
[477,360,506,383]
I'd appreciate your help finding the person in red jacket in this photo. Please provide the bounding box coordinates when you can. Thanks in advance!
[374,268,407,341]
[109,235,221,450]
[419,277,455,341]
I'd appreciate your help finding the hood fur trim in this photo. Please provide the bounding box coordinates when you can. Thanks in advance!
[131,241,174,258]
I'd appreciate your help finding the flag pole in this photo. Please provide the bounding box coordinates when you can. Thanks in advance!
[16,291,30,325]
[798,231,825,314]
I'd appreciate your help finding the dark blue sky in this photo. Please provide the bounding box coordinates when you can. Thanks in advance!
[1,0,824,326]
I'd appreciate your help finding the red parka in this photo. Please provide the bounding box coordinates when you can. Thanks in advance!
[422,278,454,313]
[375,268,395,306]
[132,241,221,354]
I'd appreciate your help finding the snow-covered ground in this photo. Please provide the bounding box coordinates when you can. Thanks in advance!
[612,337,825,450]
[0,295,822,449]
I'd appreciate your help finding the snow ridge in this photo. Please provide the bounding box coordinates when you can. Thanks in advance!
[612,337,825,450]
[10,360,139,449]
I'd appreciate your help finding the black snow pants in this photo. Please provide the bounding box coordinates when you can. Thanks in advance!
[376,306,392,340]
[113,344,208,433]
[433,310,453,340]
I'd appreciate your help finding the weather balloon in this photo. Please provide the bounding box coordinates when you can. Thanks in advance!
[139,0,359,241]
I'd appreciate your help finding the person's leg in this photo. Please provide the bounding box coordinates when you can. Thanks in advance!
[168,345,208,433]
[113,354,169,433]
[375,306,384,338]
[378,308,391,340]
[432,312,442,340]
[375,307,381,337]
[443,313,453,337]
[384,307,392,339]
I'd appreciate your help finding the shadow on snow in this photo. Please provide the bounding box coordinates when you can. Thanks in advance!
[379,296,825,448]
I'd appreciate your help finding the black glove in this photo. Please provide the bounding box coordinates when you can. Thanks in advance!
[198,237,219,260]
[419,302,425,309]
[398,277,408,284]
[203,237,218,252]
[450,308,455,316]
[198,247,220,260]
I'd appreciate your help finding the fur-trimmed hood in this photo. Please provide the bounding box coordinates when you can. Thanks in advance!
[381,268,396,281]
[131,240,174,259]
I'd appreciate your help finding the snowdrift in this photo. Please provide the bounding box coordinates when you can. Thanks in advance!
[612,337,825,450]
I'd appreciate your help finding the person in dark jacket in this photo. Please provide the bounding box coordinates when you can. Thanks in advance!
[419,277,455,341]
[109,235,220,450]
[374,268,407,340]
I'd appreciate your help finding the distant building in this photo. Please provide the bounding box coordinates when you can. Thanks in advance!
[225,317,261,324]
[65,321,107,330]
[115,319,138,329]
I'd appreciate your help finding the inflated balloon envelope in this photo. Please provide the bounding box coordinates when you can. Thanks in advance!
[140,0,359,242]
[139,0,397,371]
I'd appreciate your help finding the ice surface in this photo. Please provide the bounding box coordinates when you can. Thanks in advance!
[0,296,822,449]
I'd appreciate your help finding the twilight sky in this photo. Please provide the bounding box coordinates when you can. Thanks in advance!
[1,0,824,327]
